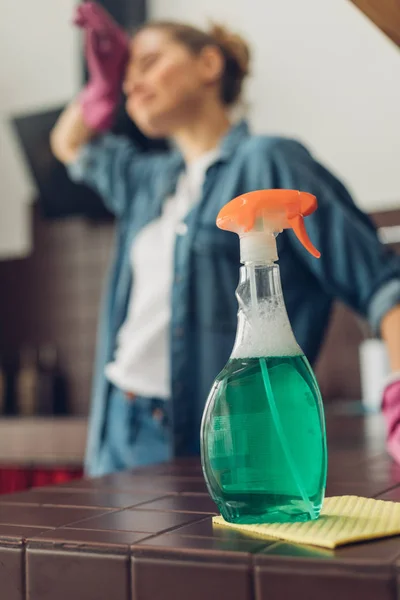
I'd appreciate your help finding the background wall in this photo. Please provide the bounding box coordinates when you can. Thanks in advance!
[0,207,114,415]
[150,0,400,212]
[0,0,78,259]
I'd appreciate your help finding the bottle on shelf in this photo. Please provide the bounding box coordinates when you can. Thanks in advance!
[16,345,38,417]
[0,354,6,415]
[37,344,68,416]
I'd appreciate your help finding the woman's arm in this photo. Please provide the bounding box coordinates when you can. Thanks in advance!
[51,3,130,165]
[269,138,400,341]
[381,306,400,464]
[50,100,96,164]
[267,137,400,462]
[382,304,400,372]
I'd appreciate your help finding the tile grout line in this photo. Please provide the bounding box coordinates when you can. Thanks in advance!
[374,483,400,499]
[22,541,27,600]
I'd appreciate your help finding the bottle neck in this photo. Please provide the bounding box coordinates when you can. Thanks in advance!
[231,262,301,359]
[244,261,283,301]
[240,231,278,263]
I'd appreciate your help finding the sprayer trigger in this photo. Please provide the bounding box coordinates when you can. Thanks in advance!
[289,215,321,259]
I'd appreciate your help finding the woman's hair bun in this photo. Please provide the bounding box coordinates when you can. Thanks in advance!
[209,23,250,79]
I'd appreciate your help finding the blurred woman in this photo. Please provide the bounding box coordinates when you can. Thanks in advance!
[51,3,400,476]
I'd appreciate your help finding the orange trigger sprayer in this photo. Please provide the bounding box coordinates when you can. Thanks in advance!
[216,189,321,261]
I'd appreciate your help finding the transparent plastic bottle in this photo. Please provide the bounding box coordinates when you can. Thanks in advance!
[201,190,327,524]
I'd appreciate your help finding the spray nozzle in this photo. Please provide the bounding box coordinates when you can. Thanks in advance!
[217,189,321,262]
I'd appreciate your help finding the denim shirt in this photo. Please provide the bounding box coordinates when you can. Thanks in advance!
[68,120,400,476]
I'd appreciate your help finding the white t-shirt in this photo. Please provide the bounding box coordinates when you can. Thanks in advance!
[105,148,219,399]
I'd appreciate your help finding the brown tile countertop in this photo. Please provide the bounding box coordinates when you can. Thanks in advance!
[1,406,400,600]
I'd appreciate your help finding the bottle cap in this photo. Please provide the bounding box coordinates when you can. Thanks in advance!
[217,189,321,263]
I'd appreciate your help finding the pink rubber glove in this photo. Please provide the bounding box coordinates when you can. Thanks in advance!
[74,2,130,131]
[382,375,400,463]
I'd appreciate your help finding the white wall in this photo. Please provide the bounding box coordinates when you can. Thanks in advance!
[150,0,400,212]
[0,0,79,259]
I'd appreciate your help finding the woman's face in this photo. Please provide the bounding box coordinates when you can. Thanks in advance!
[123,28,221,137]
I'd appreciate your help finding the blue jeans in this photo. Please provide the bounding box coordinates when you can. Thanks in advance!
[97,387,172,475]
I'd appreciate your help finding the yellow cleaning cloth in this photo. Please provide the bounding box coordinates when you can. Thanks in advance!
[213,496,400,549]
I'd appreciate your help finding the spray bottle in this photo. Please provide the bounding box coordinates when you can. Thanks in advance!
[200,189,327,524]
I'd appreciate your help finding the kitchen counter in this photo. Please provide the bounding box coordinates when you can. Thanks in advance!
[1,406,400,599]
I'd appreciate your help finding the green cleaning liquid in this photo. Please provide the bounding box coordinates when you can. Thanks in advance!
[201,354,327,524]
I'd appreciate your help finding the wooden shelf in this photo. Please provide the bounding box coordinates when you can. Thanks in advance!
[0,417,87,466]
[350,0,400,48]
